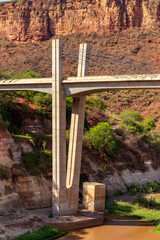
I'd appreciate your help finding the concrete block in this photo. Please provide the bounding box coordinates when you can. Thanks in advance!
[83,182,105,212]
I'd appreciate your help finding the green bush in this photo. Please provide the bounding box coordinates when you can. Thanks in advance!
[22,150,52,176]
[135,195,157,208]
[120,110,156,135]
[113,190,124,197]
[0,91,19,131]
[114,128,123,136]
[12,71,39,79]
[128,182,160,195]
[97,164,107,179]
[0,164,11,180]
[120,110,143,123]
[143,117,156,132]
[0,114,7,129]
[128,182,141,195]
[120,110,143,134]
[86,95,107,110]
[83,131,92,149]
[89,122,118,157]
[12,226,68,240]
[0,72,12,80]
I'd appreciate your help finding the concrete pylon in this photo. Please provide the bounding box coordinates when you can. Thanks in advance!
[66,43,90,213]
[52,39,68,215]
[52,40,89,215]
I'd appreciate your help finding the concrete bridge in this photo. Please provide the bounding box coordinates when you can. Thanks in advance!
[1,39,160,215]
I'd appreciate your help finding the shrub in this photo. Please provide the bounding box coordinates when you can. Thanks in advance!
[113,190,124,197]
[143,117,156,132]
[0,164,11,180]
[120,110,143,122]
[8,148,13,160]
[114,128,123,136]
[83,131,92,149]
[120,110,143,134]
[12,71,39,79]
[128,182,160,195]
[0,115,5,129]
[135,195,157,208]
[0,72,12,80]
[33,93,52,109]
[97,164,107,179]
[86,95,107,110]
[120,110,156,137]
[22,150,52,176]
[89,122,118,157]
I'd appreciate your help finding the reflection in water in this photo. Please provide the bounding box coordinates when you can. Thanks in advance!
[60,218,159,240]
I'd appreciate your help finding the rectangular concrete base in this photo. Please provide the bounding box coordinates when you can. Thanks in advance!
[83,182,106,212]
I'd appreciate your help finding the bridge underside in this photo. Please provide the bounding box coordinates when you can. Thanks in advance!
[1,39,160,215]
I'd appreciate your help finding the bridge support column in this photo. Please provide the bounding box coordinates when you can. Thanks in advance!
[66,43,90,213]
[52,39,68,215]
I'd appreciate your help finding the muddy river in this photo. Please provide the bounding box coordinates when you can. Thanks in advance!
[60,217,159,240]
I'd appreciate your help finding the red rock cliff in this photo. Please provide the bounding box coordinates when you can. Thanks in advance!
[0,0,160,41]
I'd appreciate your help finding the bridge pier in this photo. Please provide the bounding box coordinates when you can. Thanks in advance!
[52,39,68,215]
[52,40,89,215]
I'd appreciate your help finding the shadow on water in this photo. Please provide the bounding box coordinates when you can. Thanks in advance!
[104,218,153,227]
[60,229,88,239]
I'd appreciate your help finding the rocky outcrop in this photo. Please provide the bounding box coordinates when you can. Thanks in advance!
[13,176,52,209]
[0,0,159,42]
[0,129,21,166]
[0,193,24,216]
[0,128,52,211]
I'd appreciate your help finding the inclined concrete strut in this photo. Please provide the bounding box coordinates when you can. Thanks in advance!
[1,39,160,215]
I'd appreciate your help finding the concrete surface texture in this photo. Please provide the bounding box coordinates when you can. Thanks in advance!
[83,182,106,212]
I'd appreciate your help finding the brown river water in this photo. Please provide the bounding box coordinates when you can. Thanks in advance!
[60,217,160,240]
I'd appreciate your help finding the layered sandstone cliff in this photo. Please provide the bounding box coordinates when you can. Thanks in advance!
[0,0,159,41]
[0,129,52,213]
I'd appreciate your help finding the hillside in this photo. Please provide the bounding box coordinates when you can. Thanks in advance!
[0,0,159,42]
[0,27,160,127]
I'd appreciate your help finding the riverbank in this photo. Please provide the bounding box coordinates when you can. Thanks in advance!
[106,188,160,234]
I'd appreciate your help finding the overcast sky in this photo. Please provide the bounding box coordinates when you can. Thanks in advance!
[0,0,11,2]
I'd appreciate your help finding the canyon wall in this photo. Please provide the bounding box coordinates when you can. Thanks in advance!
[0,0,159,42]
[0,129,52,214]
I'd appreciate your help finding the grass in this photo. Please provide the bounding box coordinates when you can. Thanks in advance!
[106,199,160,233]
[12,226,68,240]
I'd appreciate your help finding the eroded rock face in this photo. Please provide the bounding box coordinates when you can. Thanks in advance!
[0,129,21,166]
[0,0,159,42]
[0,193,24,216]
[13,176,52,209]
[0,128,52,211]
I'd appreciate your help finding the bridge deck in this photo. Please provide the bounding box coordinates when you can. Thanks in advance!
[63,74,160,96]
[0,78,52,94]
[0,74,160,96]
[64,74,160,83]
